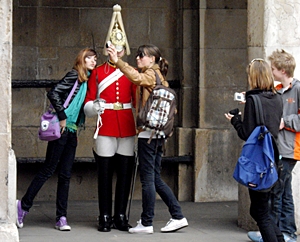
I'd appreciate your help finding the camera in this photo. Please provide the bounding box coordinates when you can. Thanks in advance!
[106,41,112,48]
[234,92,245,102]
[229,108,239,115]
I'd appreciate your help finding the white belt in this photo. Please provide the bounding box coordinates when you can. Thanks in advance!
[103,102,132,110]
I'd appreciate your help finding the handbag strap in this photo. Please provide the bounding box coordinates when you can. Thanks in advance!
[49,80,78,110]
[250,95,264,125]
[63,80,78,108]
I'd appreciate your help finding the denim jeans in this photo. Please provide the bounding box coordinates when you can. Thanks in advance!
[270,158,297,240]
[138,138,184,226]
[249,189,284,242]
[21,130,77,221]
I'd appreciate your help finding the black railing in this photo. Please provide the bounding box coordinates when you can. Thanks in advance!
[16,155,193,164]
[12,80,181,89]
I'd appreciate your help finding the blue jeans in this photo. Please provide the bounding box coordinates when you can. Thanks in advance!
[249,189,284,242]
[270,158,297,240]
[21,130,77,221]
[138,138,184,226]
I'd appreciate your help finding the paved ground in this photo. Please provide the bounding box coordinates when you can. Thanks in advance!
[18,200,252,242]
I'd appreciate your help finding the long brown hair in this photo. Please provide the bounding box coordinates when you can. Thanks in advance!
[246,58,276,93]
[137,44,168,78]
[73,48,97,83]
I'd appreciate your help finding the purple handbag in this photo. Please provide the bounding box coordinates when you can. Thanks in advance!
[38,81,78,141]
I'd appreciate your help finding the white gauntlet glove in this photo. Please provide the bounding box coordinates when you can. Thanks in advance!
[93,98,106,115]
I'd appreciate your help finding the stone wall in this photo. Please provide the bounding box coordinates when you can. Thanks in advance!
[12,1,182,156]
[198,0,247,202]
[13,0,251,205]
[12,1,196,201]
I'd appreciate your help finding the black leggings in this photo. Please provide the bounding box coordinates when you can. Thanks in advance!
[248,189,284,242]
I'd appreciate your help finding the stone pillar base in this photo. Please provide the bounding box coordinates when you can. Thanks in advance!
[0,223,19,242]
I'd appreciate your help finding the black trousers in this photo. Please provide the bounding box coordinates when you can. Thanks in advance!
[94,151,134,217]
[249,189,284,242]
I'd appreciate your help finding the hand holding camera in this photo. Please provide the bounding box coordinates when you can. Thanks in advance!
[234,92,246,102]
[225,92,245,120]
[229,108,240,115]
[106,41,112,48]
[224,108,241,121]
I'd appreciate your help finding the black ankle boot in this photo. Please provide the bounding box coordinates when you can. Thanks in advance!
[112,214,132,231]
[98,215,112,232]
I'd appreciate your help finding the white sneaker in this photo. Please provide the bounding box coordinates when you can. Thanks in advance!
[128,220,153,234]
[161,217,188,232]
[283,233,297,242]
[247,231,263,242]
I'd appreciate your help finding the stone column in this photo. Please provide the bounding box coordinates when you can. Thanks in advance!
[176,0,200,202]
[241,0,300,232]
[0,0,19,241]
[197,0,247,202]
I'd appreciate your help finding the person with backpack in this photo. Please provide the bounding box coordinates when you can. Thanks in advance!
[247,50,299,242]
[107,44,188,234]
[225,58,284,242]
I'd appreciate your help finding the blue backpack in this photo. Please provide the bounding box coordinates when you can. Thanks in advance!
[233,95,278,191]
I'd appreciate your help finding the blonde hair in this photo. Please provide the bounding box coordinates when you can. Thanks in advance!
[73,48,97,83]
[267,49,296,78]
[246,59,276,93]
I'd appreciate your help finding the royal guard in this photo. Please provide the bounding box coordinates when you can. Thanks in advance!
[84,4,136,232]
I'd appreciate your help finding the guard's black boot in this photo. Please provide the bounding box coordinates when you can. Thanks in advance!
[98,215,112,232]
[113,214,131,231]
[113,154,134,231]
[93,150,114,232]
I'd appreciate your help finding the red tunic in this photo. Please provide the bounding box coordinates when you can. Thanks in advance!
[84,62,137,137]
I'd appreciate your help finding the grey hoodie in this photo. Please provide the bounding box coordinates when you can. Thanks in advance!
[276,78,300,160]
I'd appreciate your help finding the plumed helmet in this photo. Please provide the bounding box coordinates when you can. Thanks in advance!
[103,4,130,55]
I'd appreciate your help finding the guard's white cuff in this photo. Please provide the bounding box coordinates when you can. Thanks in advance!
[84,101,97,117]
